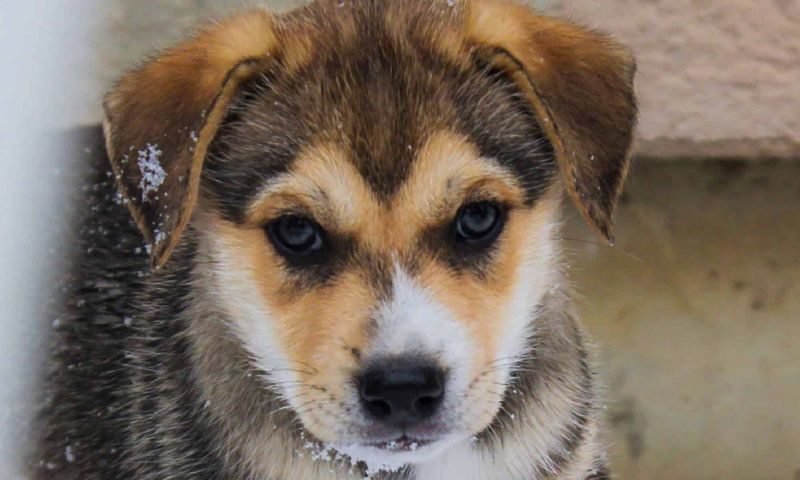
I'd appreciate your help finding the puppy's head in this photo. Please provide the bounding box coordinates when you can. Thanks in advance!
[104,0,636,468]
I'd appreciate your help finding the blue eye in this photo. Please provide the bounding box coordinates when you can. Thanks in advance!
[267,215,324,257]
[454,201,505,245]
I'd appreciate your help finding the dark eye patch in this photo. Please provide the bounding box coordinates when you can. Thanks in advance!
[266,215,327,267]
[419,201,510,277]
[271,236,393,302]
[266,222,357,295]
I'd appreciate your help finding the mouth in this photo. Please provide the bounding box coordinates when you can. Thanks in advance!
[334,434,457,474]
[365,436,435,452]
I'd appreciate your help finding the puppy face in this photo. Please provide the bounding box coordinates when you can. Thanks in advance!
[103,0,636,468]
[198,48,560,462]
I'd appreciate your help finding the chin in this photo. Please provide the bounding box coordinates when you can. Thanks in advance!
[334,434,466,473]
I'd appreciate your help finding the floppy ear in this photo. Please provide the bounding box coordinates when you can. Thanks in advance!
[466,0,638,243]
[103,11,276,268]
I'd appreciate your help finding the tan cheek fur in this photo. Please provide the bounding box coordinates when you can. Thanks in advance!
[210,219,374,393]
[415,207,539,364]
[394,131,560,433]
[208,148,385,442]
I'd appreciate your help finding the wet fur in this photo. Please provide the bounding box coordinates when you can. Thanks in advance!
[36,1,636,479]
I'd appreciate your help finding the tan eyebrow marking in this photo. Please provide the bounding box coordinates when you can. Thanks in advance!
[393,130,527,223]
[246,143,381,232]
[244,131,528,254]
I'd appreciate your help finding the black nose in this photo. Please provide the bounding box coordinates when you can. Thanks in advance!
[358,361,445,425]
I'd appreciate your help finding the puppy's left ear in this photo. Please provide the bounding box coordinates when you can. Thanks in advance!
[103,11,277,268]
[466,0,638,243]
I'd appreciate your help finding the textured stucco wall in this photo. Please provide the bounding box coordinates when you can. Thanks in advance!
[90,0,800,159]
[547,0,800,159]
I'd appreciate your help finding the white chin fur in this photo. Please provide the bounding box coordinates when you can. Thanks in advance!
[335,434,465,476]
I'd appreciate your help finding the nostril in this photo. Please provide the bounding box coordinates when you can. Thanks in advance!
[360,374,394,419]
[364,398,393,418]
[364,400,392,418]
[413,394,442,416]
[412,369,444,417]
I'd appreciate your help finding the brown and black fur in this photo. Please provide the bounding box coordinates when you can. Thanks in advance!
[36,1,636,479]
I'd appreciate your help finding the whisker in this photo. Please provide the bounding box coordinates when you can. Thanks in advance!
[560,237,643,263]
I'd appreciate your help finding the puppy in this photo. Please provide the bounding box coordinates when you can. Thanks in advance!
[37,1,636,479]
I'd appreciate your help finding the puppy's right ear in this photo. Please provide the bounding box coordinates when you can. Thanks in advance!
[103,11,277,268]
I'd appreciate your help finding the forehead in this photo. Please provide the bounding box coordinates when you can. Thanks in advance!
[204,6,554,222]
[245,131,522,235]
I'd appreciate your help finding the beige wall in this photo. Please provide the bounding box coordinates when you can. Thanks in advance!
[547,0,800,159]
[92,0,800,159]
[567,160,800,480]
